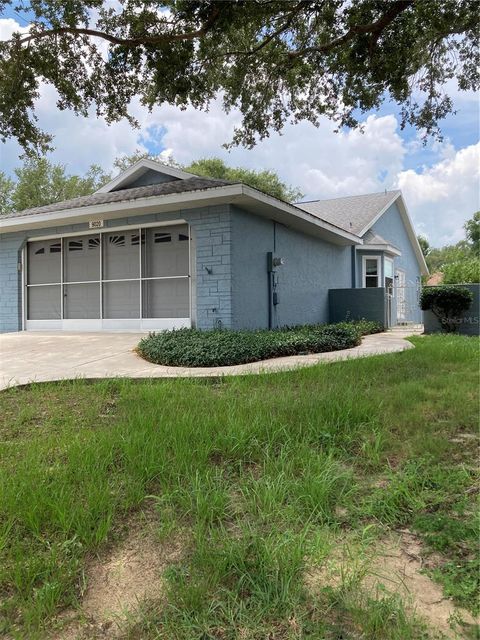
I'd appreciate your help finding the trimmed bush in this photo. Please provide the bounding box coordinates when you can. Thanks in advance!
[420,286,473,333]
[137,321,383,368]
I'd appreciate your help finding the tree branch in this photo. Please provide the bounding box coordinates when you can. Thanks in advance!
[287,0,415,58]
[16,6,222,48]
[224,0,311,57]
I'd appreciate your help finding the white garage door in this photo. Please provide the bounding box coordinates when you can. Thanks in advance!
[25,224,192,331]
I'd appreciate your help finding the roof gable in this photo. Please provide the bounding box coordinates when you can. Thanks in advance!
[296,191,400,235]
[296,190,428,275]
[96,159,197,193]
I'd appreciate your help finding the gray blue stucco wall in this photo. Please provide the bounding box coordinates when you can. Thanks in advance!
[0,204,233,332]
[230,207,351,329]
[356,202,423,323]
[369,202,421,285]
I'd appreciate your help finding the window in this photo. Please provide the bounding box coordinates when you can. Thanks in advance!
[154,232,171,243]
[88,238,100,249]
[50,242,61,253]
[109,235,125,246]
[384,258,394,292]
[68,240,83,252]
[178,233,189,242]
[363,256,380,288]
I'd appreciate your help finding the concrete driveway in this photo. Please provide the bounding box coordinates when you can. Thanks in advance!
[0,330,417,390]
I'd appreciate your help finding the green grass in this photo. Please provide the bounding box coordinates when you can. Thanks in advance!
[0,335,478,638]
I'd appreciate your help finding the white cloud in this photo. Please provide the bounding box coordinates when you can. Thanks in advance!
[396,143,480,246]
[0,17,29,39]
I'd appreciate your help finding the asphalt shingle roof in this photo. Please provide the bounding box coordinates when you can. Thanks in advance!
[296,190,400,236]
[3,176,234,220]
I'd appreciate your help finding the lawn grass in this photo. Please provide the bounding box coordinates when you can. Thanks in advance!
[0,335,478,638]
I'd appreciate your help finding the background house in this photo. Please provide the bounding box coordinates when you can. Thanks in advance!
[0,159,428,333]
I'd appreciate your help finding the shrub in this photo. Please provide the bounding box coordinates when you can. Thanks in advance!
[420,286,473,333]
[137,321,381,368]
[351,319,384,336]
[443,258,480,284]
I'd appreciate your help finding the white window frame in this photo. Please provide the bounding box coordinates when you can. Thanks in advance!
[384,257,394,294]
[362,255,381,288]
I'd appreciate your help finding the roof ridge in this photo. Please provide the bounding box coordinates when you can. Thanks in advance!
[296,189,400,205]
[9,176,235,217]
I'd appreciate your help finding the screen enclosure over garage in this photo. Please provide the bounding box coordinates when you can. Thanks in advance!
[24,223,193,331]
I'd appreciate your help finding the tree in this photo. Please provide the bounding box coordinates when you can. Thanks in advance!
[464,211,480,256]
[1,1,478,155]
[0,158,110,213]
[426,243,469,274]
[0,172,15,214]
[113,151,152,174]
[109,151,302,202]
[443,258,480,285]
[417,235,431,257]
[0,153,301,213]
[184,158,303,202]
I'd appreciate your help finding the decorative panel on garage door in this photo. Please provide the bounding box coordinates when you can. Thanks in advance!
[103,230,140,280]
[143,225,189,278]
[27,240,61,285]
[64,234,100,283]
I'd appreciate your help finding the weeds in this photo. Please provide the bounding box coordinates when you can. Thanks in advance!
[0,335,478,638]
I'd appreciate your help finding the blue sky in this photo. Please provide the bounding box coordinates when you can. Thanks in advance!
[0,12,479,248]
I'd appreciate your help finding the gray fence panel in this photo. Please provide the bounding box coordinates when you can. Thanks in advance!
[329,288,387,326]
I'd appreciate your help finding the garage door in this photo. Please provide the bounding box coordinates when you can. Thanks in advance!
[25,225,192,331]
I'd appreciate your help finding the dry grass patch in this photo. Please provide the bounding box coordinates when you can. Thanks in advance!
[50,513,186,640]
[305,529,478,639]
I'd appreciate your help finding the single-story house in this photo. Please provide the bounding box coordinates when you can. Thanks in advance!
[0,159,428,333]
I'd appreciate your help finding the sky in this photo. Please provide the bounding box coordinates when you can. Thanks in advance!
[0,14,479,248]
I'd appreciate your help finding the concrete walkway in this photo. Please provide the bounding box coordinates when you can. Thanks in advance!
[0,329,419,390]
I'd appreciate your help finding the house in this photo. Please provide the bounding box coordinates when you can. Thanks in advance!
[0,159,428,333]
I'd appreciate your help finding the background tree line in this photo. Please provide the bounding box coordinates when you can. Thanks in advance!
[1,153,478,284]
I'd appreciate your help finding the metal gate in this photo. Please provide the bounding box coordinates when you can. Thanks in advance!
[386,277,422,328]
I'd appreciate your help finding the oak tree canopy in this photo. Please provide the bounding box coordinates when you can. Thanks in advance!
[0,0,478,154]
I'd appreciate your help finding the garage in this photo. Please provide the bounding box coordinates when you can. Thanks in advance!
[24,223,192,331]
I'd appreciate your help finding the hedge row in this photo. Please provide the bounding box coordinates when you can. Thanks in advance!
[137,320,383,368]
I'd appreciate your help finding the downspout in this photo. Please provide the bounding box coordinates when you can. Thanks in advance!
[351,245,356,288]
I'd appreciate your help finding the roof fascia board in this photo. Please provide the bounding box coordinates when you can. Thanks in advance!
[395,195,429,276]
[1,184,362,245]
[95,159,197,194]
[358,244,402,256]
[0,185,243,233]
